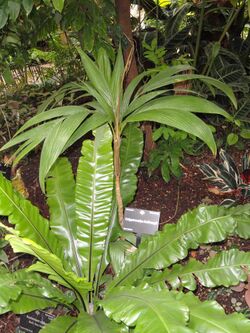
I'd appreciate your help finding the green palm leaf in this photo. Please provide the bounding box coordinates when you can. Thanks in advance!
[47,158,82,276]
[125,108,217,154]
[75,125,114,281]
[77,47,112,105]
[0,122,53,151]
[131,95,231,118]
[63,113,109,151]
[150,249,250,290]
[0,173,62,258]
[14,106,88,135]
[101,287,192,333]
[39,111,90,192]
[141,73,237,108]
[107,205,236,292]
[120,123,143,206]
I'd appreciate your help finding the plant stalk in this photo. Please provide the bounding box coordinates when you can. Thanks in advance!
[114,123,124,227]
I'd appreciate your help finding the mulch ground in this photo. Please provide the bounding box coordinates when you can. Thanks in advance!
[0,141,250,332]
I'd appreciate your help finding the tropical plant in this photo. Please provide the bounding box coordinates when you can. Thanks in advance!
[199,149,250,200]
[0,125,250,332]
[1,47,237,225]
[146,125,201,182]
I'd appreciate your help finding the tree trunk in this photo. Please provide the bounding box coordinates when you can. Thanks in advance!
[115,0,138,85]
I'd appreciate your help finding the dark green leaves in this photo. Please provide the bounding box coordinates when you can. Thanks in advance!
[120,124,143,206]
[75,125,114,281]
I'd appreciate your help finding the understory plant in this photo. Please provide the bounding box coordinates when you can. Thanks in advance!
[146,125,201,182]
[1,47,237,226]
[199,149,250,200]
[0,125,250,332]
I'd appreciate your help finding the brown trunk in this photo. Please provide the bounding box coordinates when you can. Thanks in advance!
[115,0,138,85]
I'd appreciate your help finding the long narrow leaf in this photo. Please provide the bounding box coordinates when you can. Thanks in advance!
[0,174,62,258]
[150,249,250,290]
[179,292,250,333]
[125,108,217,154]
[75,125,114,281]
[7,235,91,297]
[39,111,89,192]
[120,123,143,206]
[47,158,82,276]
[107,205,236,292]
[14,106,88,135]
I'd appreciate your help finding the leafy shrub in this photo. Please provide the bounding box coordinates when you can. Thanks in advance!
[146,125,201,182]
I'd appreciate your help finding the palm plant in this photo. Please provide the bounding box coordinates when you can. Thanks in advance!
[1,47,236,226]
[0,125,250,332]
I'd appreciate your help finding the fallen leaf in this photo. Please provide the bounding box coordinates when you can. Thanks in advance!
[245,289,250,308]
[231,282,246,292]
[190,251,197,258]
[11,168,29,198]
[208,250,217,258]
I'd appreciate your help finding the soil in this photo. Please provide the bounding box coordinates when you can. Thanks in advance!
[0,142,250,332]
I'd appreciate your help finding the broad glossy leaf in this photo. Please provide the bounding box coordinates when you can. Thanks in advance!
[8,1,21,21]
[230,204,250,239]
[0,267,22,314]
[40,316,77,333]
[155,249,250,290]
[0,7,8,29]
[179,292,250,333]
[7,235,91,296]
[52,0,64,12]
[107,205,236,291]
[22,0,33,14]
[109,239,134,275]
[76,311,124,333]
[125,108,217,154]
[39,111,90,192]
[120,124,143,206]
[102,287,192,333]
[10,270,73,314]
[47,158,82,276]
[0,173,62,258]
[75,125,114,281]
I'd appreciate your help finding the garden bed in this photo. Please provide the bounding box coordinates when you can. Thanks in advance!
[0,142,249,332]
